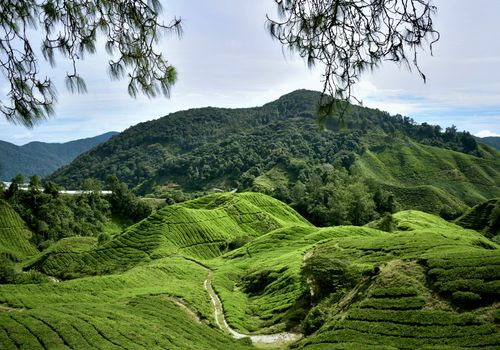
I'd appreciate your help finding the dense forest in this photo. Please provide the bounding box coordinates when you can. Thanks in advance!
[48,90,500,226]
[49,90,483,190]
[0,175,152,251]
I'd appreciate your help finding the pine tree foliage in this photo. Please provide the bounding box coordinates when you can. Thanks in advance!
[0,0,181,126]
[267,0,439,116]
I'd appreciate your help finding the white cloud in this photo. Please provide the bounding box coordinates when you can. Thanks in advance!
[474,130,500,138]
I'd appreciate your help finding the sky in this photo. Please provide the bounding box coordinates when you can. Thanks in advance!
[1,0,500,145]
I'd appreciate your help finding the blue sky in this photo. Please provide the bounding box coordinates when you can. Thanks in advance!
[1,0,499,144]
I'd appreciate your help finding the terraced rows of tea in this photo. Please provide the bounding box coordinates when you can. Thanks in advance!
[0,295,253,349]
[298,263,500,349]
[33,192,311,278]
[425,250,500,305]
[2,192,500,349]
[355,140,500,214]
[0,200,37,261]
[210,209,500,348]
[455,198,500,237]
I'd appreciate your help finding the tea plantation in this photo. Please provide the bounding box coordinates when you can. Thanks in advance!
[0,200,37,261]
[1,193,499,349]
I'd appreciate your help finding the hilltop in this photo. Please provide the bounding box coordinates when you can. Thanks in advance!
[0,131,118,180]
[1,192,499,349]
[47,90,500,224]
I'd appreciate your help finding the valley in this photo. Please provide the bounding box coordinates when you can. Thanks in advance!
[0,192,499,349]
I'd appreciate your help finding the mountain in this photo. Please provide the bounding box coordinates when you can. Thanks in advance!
[0,131,118,180]
[47,90,500,222]
[475,136,500,150]
[2,192,499,349]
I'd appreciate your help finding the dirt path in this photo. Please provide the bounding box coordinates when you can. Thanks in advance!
[203,270,302,346]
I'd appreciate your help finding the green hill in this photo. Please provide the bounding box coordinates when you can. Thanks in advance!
[47,90,500,225]
[0,200,37,261]
[1,192,499,349]
[0,131,118,180]
[455,198,500,239]
[30,192,311,278]
[354,139,500,214]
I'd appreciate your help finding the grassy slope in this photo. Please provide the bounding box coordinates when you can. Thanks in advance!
[293,211,500,349]
[31,192,311,277]
[1,193,499,349]
[210,210,500,341]
[354,139,500,213]
[0,200,37,261]
[0,257,253,349]
[455,198,500,237]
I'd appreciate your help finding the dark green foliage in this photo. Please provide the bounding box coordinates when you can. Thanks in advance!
[0,256,16,284]
[5,173,24,199]
[455,198,500,238]
[97,232,111,245]
[376,213,397,232]
[46,90,499,227]
[373,188,398,214]
[227,236,252,251]
[301,251,359,300]
[7,182,110,244]
[289,165,379,226]
[240,268,285,295]
[106,175,153,222]
[452,291,481,305]
[43,181,59,198]
[0,132,117,180]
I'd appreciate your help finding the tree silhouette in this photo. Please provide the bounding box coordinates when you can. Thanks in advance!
[267,0,439,117]
[0,0,181,127]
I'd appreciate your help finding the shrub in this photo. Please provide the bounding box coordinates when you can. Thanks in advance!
[377,213,396,232]
[301,250,360,300]
[97,232,111,245]
[0,257,16,284]
[227,236,252,251]
[452,291,481,307]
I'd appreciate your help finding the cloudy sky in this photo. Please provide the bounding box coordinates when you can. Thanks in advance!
[1,0,499,145]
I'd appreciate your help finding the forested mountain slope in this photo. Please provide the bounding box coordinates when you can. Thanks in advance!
[0,131,118,180]
[48,90,500,223]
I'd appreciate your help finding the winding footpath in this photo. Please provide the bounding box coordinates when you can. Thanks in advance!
[203,270,302,345]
